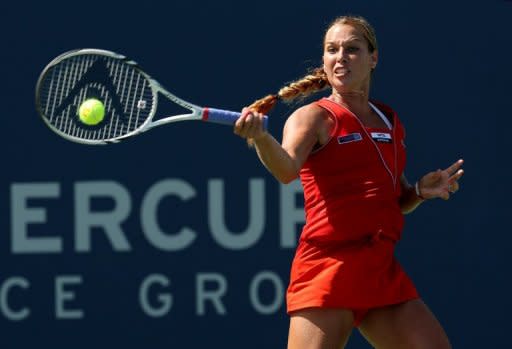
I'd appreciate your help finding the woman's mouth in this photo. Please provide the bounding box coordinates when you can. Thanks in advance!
[334,67,349,76]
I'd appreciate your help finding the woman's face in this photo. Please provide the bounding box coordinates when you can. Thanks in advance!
[323,23,377,94]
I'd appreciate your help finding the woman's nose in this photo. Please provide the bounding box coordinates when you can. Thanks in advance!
[337,49,347,62]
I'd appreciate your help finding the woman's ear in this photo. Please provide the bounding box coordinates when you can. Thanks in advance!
[371,50,378,69]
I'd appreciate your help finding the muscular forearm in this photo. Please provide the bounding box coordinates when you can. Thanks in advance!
[252,133,300,184]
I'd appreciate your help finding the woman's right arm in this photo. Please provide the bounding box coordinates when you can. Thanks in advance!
[234,104,328,184]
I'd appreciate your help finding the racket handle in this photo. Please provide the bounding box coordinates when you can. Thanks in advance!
[202,107,268,130]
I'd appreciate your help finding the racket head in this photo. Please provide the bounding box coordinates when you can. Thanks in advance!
[35,49,158,144]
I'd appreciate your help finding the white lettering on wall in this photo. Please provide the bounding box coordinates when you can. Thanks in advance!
[11,183,62,253]
[139,274,173,317]
[209,178,265,250]
[75,181,132,252]
[196,273,227,316]
[0,277,30,320]
[141,179,197,251]
[249,271,284,315]
[280,180,304,248]
[55,275,84,319]
[9,178,305,254]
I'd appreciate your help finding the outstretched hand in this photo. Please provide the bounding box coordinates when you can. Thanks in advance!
[418,159,464,200]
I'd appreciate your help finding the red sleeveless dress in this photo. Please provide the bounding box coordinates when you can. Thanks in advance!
[286,98,419,324]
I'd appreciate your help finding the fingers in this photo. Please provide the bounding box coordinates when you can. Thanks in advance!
[234,108,266,140]
[448,168,464,183]
[448,181,459,193]
[420,159,464,200]
[441,183,458,200]
[444,159,464,176]
[447,164,464,194]
[441,159,464,198]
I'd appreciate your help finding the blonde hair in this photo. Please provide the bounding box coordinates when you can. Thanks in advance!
[248,15,378,115]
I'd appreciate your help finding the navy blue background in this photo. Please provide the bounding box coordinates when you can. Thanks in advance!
[1,0,511,348]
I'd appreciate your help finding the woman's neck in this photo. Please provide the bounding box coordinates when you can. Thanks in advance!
[329,88,370,112]
[328,88,387,128]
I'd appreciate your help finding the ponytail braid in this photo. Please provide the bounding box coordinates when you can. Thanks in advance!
[248,67,329,115]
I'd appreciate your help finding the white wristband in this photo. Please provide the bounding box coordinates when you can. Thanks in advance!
[415,181,425,200]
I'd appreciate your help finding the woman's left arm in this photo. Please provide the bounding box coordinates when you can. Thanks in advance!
[400,159,465,214]
[399,174,424,214]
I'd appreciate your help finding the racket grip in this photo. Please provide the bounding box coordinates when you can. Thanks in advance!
[202,108,268,130]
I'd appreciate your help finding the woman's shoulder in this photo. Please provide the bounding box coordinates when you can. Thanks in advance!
[297,101,328,115]
[284,101,332,131]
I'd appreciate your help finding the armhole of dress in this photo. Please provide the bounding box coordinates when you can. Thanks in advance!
[368,101,393,130]
[310,100,339,155]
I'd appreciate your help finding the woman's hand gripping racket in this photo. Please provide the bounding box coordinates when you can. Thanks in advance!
[35,48,268,145]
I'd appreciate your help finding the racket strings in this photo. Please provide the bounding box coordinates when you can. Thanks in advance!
[108,60,146,135]
[37,54,155,141]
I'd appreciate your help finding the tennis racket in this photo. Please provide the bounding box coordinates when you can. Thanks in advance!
[35,48,267,145]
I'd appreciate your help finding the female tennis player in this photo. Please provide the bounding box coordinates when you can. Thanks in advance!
[234,15,463,349]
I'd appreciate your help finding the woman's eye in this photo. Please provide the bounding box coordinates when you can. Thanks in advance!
[346,46,359,53]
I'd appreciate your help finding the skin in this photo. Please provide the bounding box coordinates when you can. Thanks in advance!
[234,22,463,349]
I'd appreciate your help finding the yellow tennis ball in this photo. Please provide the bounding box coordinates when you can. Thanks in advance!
[78,98,105,125]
